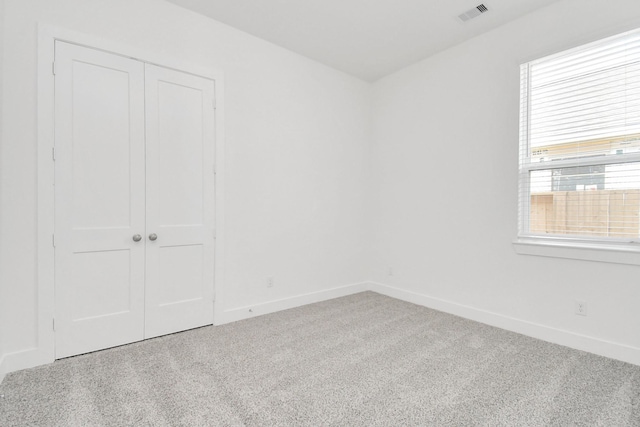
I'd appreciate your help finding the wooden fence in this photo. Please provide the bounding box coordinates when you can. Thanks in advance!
[530,189,640,238]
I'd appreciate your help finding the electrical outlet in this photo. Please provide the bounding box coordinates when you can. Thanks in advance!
[267,276,274,288]
[575,300,587,316]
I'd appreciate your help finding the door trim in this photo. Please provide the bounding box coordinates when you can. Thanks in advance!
[36,24,225,367]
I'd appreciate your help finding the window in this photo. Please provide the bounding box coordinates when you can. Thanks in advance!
[519,28,640,249]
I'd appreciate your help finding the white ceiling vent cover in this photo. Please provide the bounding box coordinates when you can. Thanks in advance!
[458,4,489,22]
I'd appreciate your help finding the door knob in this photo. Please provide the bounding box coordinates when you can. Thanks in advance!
[149,233,158,241]
[132,234,142,242]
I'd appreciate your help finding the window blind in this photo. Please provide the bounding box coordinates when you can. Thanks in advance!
[519,28,640,242]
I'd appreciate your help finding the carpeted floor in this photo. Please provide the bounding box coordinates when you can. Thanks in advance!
[1,291,639,426]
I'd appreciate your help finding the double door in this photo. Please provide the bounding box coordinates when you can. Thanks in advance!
[54,41,216,358]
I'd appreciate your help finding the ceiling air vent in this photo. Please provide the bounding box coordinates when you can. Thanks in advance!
[458,4,489,22]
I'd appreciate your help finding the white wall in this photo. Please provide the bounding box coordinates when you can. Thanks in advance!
[371,0,640,363]
[0,0,371,374]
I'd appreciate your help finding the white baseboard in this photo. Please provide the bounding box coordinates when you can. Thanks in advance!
[368,282,640,366]
[0,347,49,384]
[2,280,638,382]
[215,282,369,325]
[0,354,5,384]
[1,283,368,380]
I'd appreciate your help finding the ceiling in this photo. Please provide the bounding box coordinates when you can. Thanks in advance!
[164,0,562,82]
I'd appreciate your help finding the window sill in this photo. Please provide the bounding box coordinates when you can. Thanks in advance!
[513,238,640,265]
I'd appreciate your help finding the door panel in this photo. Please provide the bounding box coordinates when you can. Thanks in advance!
[54,42,146,358]
[71,61,133,229]
[157,245,204,305]
[71,250,132,320]
[144,64,215,339]
[157,81,205,226]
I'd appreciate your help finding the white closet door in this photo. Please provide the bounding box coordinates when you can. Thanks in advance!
[144,64,215,338]
[54,42,146,358]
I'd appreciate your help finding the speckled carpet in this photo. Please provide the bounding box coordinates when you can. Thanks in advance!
[1,291,639,426]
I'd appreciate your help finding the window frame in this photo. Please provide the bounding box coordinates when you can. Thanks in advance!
[516,31,640,264]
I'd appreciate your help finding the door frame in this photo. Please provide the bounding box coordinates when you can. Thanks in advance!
[36,24,226,365]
